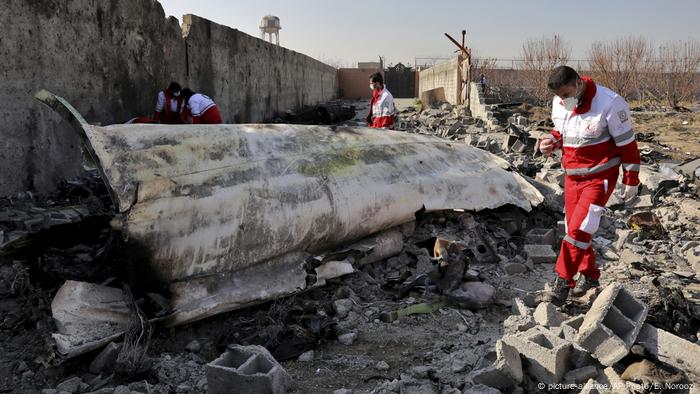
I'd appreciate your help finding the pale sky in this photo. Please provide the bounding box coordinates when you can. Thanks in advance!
[159,0,700,68]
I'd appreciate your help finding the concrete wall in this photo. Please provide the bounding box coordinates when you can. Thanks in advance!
[183,15,337,123]
[418,57,462,105]
[338,68,382,99]
[0,1,337,197]
[1,0,186,197]
[468,82,499,130]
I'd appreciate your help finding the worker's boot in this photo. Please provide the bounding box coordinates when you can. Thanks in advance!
[543,276,571,306]
[571,275,600,297]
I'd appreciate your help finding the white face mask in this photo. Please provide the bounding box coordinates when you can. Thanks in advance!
[561,81,583,111]
[369,83,375,91]
[562,96,578,111]
[172,91,181,97]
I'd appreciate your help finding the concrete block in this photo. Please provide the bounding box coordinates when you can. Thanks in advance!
[503,326,572,384]
[554,315,585,342]
[524,244,557,264]
[570,345,598,369]
[576,283,648,366]
[550,315,596,369]
[533,302,568,327]
[499,260,528,275]
[512,298,533,316]
[504,314,536,333]
[471,340,523,389]
[562,315,584,330]
[526,228,555,247]
[637,323,700,378]
[206,344,291,394]
[338,332,356,345]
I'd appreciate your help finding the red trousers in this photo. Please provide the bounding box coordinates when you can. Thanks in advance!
[555,170,618,286]
[193,106,222,124]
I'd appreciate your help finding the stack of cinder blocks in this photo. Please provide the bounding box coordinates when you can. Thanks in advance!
[206,345,291,394]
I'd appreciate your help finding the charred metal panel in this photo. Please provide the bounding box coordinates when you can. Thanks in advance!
[36,90,543,327]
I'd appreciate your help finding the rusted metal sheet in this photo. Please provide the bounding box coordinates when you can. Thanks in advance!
[36,90,543,328]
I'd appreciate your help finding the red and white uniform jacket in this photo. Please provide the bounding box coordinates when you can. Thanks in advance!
[545,76,640,186]
[186,93,222,124]
[154,90,185,124]
[367,87,395,129]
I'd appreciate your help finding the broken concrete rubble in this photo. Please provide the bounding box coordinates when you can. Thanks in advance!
[4,89,698,393]
[637,323,700,379]
[533,302,568,327]
[504,314,537,333]
[471,340,523,389]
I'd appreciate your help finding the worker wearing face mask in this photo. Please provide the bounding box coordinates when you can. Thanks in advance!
[539,66,640,305]
[154,81,185,124]
[366,72,395,129]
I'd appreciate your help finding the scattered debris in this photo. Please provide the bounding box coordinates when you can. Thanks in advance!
[3,93,699,392]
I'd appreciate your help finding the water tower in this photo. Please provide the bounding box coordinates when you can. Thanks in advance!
[260,15,281,45]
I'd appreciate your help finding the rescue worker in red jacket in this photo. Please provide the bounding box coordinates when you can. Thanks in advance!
[181,88,222,124]
[539,66,640,305]
[154,82,185,124]
[366,72,395,129]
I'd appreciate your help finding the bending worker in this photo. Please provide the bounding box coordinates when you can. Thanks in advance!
[181,88,222,124]
[539,66,640,305]
[366,72,395,129]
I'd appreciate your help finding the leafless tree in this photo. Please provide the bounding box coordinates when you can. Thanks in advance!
[471,55,498,82]
[587,36,651,100]
[519,35,571,105]
[656,39,700,107]
[636,44,663,105]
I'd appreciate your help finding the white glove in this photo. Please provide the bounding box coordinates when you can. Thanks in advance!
[620,184,639,201]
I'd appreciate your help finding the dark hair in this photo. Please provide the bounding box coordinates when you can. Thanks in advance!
[548,66,579,91]
[167,81,182,93]
[180,88,194,100]
[369,72,383,85]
